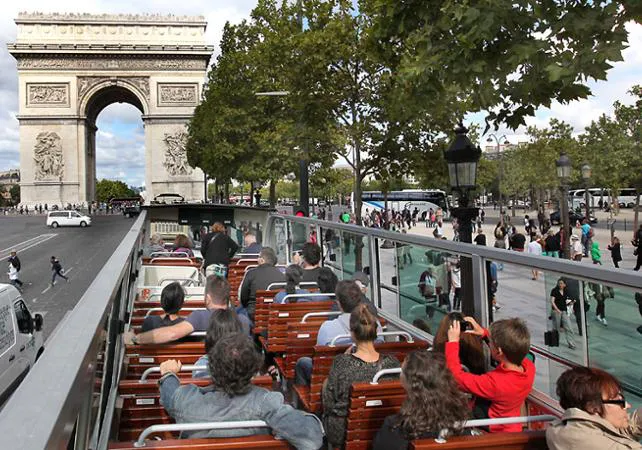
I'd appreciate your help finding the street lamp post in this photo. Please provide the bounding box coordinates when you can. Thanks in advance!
[444,123,482,317]
[486,134,509,225]
[581,162,592,222]
[255,90,309,216]
[556,152,572,259]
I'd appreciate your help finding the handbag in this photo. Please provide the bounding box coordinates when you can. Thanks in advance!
[544,330,560,347]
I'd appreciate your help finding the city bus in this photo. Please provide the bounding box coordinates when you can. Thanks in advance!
[354,189,450,219]
[618,187,638,208]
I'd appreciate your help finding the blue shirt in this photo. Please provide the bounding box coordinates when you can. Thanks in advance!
[581,223,591,237]
[316,312,383,346]
[186,309,251,336]
[274,288,311,304]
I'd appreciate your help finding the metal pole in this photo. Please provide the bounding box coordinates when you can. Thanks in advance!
[561,185,571,259]
[498,142,503,226]
[300,154,309,217]
[584,183,590,221]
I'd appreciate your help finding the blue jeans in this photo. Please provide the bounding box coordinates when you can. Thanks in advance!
[295,357,312,386]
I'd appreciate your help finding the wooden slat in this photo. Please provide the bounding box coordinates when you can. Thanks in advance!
[411,430,547,450]
[109,435,291,449]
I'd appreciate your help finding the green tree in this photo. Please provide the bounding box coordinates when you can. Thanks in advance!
[95,179,136,202]
[369,0,639,131]
[9,184,20,205]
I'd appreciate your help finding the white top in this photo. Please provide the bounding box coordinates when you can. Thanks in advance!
[527,240,542,256]
[451,268,461,288]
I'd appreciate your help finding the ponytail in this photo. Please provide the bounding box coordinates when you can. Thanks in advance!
[350,303,378,342]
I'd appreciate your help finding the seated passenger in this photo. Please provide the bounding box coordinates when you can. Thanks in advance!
[192,308,243,378]
[445,317,534,433]
[143,233,165,257]
[432,312,486,375]
[546,367,642,450]
[125,276,250,345]
[141,282,186,332]
[373,351,470,449]
[172,233,194,257]
[242,232,263,254]
[159,333,323,449]
[295,280,383,386]
[315,267,338,301]
[322,304,400,448]
[295,242,322,283]
[239,247,284,320]
[275,264,310,303]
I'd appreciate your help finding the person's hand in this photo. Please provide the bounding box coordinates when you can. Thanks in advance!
[160,359,182,376]
[123,330,135,345]
[463,316,485,336]
[447,320,461,343]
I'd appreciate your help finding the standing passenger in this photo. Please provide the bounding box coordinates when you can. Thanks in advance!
[201,222,239,277]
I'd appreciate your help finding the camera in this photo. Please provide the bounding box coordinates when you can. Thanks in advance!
[458,319,473,332]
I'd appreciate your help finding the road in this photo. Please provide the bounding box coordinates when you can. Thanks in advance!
[0,214,134,340]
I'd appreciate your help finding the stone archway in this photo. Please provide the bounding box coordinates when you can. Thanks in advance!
[8,12,213,205]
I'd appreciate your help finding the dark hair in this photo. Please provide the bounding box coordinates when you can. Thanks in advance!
[160,282,185,315]
[394,351,469,439]
[259,247,277,266]
[335,280,362,313]
[317,267,338,294]
[556,367,621,415]
[205,275,230,306]
[205,309,243,353]
[432,313,486,375]
[350,303,378,342]
[211,222,226,233]
[489,318,531,365]
[208,333,261,396]
[412,318,431,334]
[302,242,321,266]
[173,233,192,249]
[285,264,304,295]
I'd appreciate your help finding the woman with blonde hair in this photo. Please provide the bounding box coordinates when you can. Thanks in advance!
[173,233,194,257]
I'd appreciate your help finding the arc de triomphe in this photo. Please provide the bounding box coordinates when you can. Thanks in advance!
[8,12,213,205]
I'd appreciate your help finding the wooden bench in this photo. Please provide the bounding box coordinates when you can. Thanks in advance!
[294,339,429,414]
[109,435,292,449]
[142,257,203,267]
[264,301,336,353]
[254,289,280,334]
[411,430,548,449]
[344,379,406,450]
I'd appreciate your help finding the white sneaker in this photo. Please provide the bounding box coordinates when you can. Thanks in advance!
[602,317,608,326]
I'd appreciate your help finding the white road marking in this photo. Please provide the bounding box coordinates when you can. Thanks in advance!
[0,235,43,253]
[41,286,51,294]
[32,298,37,303]
[0,234,58,259]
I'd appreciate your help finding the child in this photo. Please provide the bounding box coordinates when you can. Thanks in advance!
[50,256,69,286]
[591,241,602,265]
[607,237,622,268]
[446,317,535,433]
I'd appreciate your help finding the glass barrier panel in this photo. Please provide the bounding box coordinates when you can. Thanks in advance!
[337,230,369,280]
[585,282,642,401]
[289,221,309,253]
[376,237,399,315]
[397,241,470,338]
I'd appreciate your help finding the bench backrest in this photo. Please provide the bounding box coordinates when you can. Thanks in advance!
[410,430,547,449]
[265,301,336,353]
[254,289,281,334]
[108,435,292,449]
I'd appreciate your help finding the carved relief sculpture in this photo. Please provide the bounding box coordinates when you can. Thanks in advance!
[158,83,198,106]
[18,57,208,72]
[77,76,149,104]
[27,83,69,106]
[33,131,64,180]
[163,131,192,176]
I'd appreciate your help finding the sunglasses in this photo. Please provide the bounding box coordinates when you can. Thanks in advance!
[602,396,626,408]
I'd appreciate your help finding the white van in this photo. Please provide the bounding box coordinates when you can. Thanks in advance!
[0,284,44,405]
[46,210,92,228]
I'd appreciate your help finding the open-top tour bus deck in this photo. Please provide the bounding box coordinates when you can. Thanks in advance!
[1,203,640,449]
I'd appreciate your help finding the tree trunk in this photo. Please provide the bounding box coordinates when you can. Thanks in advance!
[224,182,229,203]
[269,180,276,208]
[512,195,517,217]
[634,190,641,242]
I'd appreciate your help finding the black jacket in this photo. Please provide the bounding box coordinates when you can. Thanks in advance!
[8,256,20,272]
[201,232,239,268]
[239,264,285,319]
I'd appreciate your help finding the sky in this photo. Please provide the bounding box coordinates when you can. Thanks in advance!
[0,2,640,188]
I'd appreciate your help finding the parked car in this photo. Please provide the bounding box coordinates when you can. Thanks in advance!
[46,210,92,228]
[549,210,597,226]
[0,284,44,405]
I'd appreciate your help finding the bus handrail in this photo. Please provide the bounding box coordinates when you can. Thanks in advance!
[139,365,206,382]
[460,414,556,429]
[143,307,205,317]
[301,311,341,323]
[282,293,335,303]
[149,252,190,258]
[267,281,318,290]
[371,368,402,384]
[329,331,413,346]
[133,421,270,447]
[157,277,199,286]
[149,257,195,264]
[236,258,260,265]
[243,265,258,272]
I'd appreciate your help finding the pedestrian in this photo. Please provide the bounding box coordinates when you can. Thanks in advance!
[550,278,577,350]
[450,261,462,311]
[580,219,592,257]
[570,235,583,262]
[544,229,561,258]
[607,236,622,268]
[590,241,602,265]
[474,228,487,246]
[7,251,23,290]
[527,234,543,280]
[633,225,642,271]
[50,256,69,286]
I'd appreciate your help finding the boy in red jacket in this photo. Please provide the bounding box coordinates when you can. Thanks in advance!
[446,316,535,433]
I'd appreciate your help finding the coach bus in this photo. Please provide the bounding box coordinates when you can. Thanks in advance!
[355,189,450,219]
